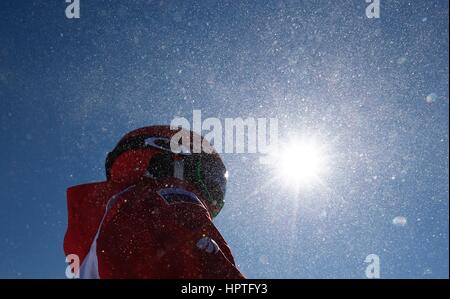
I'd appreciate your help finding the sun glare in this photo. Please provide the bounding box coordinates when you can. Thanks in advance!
[272,137,329,189]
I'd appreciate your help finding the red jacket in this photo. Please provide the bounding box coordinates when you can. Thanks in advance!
[64,177,244,279]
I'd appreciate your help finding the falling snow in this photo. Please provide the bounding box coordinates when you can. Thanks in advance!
[392,216,408,227]
[0,1,448,279]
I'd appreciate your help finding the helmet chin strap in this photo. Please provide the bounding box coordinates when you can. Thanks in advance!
[144,152,185,181]
[173,159,184,180]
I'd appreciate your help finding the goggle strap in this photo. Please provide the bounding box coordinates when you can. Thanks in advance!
[195,160,214,204]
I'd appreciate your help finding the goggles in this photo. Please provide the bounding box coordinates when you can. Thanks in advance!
[105,135,227,217]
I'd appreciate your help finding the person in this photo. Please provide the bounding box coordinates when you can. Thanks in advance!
[64,126,245,279]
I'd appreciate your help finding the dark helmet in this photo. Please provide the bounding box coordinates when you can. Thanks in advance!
[105,126,227,217]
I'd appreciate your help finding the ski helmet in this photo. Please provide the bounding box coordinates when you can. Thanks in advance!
[105,126,227,218]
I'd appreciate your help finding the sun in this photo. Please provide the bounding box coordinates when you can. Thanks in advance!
[270,136,329,189]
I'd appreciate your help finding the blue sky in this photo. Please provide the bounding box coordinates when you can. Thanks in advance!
[0,0,448,278]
